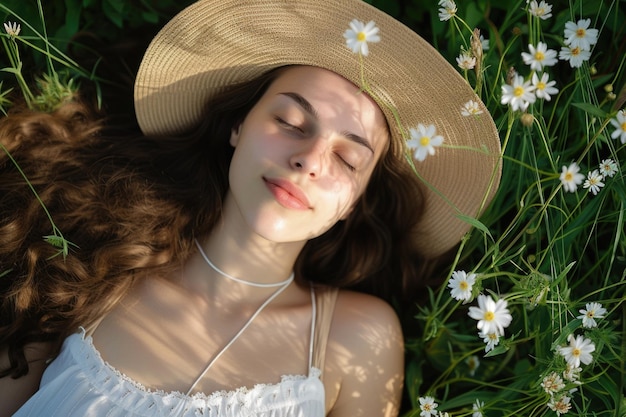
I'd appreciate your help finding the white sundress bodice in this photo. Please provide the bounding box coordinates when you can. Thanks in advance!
[13,287,337,417]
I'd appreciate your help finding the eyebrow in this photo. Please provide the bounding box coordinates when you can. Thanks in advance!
[278,92,375,154]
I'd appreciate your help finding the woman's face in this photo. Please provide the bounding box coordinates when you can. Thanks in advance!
[227,65,389,243]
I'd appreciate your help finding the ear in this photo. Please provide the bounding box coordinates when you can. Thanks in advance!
[230,124,242,147]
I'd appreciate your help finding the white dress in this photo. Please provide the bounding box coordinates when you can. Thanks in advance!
[13,288,338,417]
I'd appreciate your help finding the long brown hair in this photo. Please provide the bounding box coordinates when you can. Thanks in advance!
[0,67,429,378]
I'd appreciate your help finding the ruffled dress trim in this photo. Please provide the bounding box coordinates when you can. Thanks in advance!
[16,330,325,417]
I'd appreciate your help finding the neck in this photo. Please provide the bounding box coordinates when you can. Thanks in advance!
[194,238,294,288]
[183,195,306,298]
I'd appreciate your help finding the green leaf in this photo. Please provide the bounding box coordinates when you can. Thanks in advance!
[141,11,159,24]
[43,234,66,249]
[550,319,583,350]
[1,67,21,75]
[571,102,609,119]
[483,344,509,357]
[102,0,124,28]
[457,214,493,240]
[404,359,424,410]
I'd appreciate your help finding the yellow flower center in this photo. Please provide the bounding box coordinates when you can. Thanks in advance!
[572,348,581,357]
[420,136,431,146]
[564,172,573,181]
[571,47,581,56]
[514,86,525,97]
[488,333,498,341]
[357,32,366,42]
[586,311,594,318]
[576,28,586,38]
[537,81,546,90]
[423,404,432,411]
[621,122,626,131]
[537,7,545,15]
[534,51,545,61]
[459,281,468,290]
[484,311,495,321]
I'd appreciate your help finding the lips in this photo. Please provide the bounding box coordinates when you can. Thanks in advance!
[263,177,311,210]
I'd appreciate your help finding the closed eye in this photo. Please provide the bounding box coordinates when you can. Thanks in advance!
[274,116,304,134]
[336,153,356,172]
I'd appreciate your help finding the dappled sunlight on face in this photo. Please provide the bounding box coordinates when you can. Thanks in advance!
[227,65,390,244]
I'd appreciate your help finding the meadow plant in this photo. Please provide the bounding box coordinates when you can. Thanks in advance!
[0,2,97,258]
[1,0,624,416]
[405,0,625,416]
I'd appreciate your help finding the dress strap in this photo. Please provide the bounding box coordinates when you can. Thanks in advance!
[309,286,339,380]
[185,279,292,396]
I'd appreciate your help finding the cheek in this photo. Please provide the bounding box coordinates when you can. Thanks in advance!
[319,178,363,218]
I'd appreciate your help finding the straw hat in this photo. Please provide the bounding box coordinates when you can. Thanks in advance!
[134,0,502,258]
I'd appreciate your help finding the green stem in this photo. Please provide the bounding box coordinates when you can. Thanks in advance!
[0,142,69,256]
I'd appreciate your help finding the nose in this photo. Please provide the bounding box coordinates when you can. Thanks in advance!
[289,137,326,178]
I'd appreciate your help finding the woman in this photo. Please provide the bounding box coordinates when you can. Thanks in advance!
[0,0,501,416]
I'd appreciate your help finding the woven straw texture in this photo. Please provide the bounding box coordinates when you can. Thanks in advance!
[134,0,502,257]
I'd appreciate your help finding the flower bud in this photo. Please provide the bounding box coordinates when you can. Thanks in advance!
[520,112,535,127]
[506,67,517,85]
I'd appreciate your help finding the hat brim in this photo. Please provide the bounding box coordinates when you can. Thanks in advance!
[134,0,502,258]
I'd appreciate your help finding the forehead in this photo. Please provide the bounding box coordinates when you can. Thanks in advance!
[263,66,389,152]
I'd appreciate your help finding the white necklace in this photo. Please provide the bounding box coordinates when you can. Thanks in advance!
[178,240,296,403]
[194,238,294,288]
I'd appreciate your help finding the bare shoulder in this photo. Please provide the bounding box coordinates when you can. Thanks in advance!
[331,290,403,344]
[325,290,404,417]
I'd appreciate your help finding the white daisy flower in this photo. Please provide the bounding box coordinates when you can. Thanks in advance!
[559,162,585,193]
[479,330,500,352]
[521,42,558,71]
[547,395,572,416]
[541,372,565,395]
[456,51,476,70]
[418,396,439,417]
[343,19,380,56]
[438,0,457,21]
[558,334,595,367]
[582,170,605,195]
[468,294,513,336]
[577,301,607,328]
[529,0,553,20]
[559,45,592,68]
[461,100,484,116]
[564,19,599,50]
[501,74,536,111]
[480,35,490,51]
[599,158,618,178]
[563,364,582,384]
[407,124,444,162]
[472,399,485,417]
[3,21,20,37]
[466,355,480,376]
[448,270,476,302]
[532,72,559,101]
[610,109,626,144]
